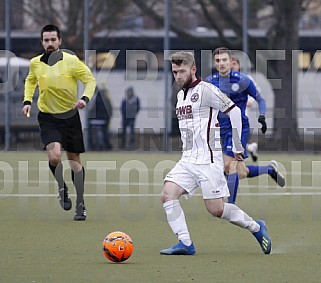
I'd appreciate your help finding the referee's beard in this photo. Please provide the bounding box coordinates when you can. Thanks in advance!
[45,46,58,54]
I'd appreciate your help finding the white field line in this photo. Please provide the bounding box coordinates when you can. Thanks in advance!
[1,179,321,190]
[1,167,321,197]
[2,192,321,197]
[11,166,316,176]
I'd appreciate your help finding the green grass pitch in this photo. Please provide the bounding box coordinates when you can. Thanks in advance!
[1,151,321,282]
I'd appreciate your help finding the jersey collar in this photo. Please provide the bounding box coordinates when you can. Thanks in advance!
[41,50,63,66]
[183,78,201,100]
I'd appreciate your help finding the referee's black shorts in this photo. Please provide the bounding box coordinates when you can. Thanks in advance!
[38,109,85,153]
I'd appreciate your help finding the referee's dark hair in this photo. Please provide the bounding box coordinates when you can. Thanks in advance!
[41,24,61,40]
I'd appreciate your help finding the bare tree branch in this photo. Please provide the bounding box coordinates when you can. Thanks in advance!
[198,0,232,46]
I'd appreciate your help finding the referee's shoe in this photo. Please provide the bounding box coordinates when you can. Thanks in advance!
[58,187,72,211]
[74,202,87,221]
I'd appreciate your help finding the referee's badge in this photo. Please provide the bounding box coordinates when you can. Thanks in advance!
[231,83,240,92]
[191,93,199,102]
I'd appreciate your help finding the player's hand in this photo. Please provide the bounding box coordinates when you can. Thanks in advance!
[22,105,31,117]
[258,115,267,134]
[73,100,87,109]
[234,152,244,161]
[233,141,244,161]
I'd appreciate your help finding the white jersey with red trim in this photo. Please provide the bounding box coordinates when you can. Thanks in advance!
[176,79,235,164]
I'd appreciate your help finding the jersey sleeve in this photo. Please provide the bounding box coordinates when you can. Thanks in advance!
[204,75,212,83]
[72,56,96,101]
[202,82,235,113]
[23,59,38,103]
[246,78,266,115]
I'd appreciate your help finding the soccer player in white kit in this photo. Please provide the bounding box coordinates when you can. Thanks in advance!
[160,51,271,255]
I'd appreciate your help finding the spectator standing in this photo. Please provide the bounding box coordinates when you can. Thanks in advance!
[120,86,140,149]
[88,86,113,150]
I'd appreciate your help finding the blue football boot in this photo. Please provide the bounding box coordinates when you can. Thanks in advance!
[160,240,195,255]
[252,220,272,254]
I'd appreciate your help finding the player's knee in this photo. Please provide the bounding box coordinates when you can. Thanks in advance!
[68,158,82,172]
[225,159,238,174]
[237,163,248,179]
[48,148,62,167]
[206,203,224,218]
[224,161,232,173]
[161,182,182,203]
[160,191,169,204]
[160,185,173,203]
[224,163,229,174]
[209,206,223,218]
[49,155,61,167]
[238,171,247,179]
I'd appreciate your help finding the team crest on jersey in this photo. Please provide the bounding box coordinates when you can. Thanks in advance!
[231,83,240,92]
[191,93,199,102]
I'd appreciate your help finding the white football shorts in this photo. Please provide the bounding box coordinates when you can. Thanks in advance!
[164,160,230,199]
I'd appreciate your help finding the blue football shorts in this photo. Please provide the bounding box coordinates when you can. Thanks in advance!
[220,126,250,159]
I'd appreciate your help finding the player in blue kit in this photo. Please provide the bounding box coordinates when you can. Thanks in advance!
[231,56,259,162]
[205,47,285,204]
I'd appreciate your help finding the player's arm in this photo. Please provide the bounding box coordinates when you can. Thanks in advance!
[204,75,213,83]
[74,57,96,102]
[247,79,266,114]
[206,84,244,157]
[247,79,267,133]
[22,61,38,116]
[225,106,244,158]
[72,57,96,109]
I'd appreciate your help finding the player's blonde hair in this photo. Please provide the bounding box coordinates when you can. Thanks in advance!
[169,51,196,67]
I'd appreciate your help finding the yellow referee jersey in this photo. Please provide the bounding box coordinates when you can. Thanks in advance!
[24,50,96,114]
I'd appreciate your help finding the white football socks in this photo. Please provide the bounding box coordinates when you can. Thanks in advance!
[221,203,260,233]
[163,200,192,246]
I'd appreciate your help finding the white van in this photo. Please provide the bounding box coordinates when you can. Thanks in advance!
[0,54,38,143]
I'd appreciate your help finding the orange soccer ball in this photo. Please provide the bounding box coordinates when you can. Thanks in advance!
[102,231,134,263]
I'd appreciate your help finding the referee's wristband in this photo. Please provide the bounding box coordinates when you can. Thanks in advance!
[23,101,31,106]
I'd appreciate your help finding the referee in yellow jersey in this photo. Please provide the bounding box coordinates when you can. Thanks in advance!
[22,24,96,221]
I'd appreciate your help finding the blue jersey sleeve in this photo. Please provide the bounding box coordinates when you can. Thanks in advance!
[247,79,266,116]
[204,75,213,83]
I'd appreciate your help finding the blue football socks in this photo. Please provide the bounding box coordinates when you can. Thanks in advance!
[227,172,239,204]
[246,165,272,178]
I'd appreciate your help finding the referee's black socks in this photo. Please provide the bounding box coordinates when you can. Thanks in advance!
[71,167,85,206]
[49,162,67,190]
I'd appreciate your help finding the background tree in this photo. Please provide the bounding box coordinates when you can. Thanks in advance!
[16,0,130,49]
[9,0,313,150]
[132,0,306,150]
[266,0,303,149]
